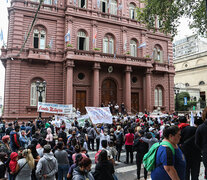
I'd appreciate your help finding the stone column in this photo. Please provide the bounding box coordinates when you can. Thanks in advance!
[125,66,132,114]
[66,60,74,104]
[146,68,152,112]
[93,62,101,107]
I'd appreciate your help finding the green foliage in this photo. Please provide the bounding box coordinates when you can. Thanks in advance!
[136,0,207,38]
[67,43,73,47]
[175,92,197,111]
[93,48,101,51]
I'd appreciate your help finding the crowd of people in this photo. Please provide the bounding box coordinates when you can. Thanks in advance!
[0,107,206,180]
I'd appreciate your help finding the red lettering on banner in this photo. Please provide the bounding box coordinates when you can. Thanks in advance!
[39,106,49,111]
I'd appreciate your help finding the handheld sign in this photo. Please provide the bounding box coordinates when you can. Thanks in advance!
[85,107,112,124]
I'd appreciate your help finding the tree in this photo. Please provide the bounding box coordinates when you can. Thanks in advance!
[136,0,207,38]
[175,92,197,111]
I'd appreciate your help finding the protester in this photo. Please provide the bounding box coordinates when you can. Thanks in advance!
[93,150,115,180]
[10,126,21,152]
[19,130,29,148]
[72,157,94,180]
[151,125,186,180]
[54,142,70,180]
[0,135,12,155]
[67,154,83,180]
[195,106,207,179]
[133,130,148,180]
[124,128,134,164]
[0,152,7,179]
[36,144,58,180]
[87,125,96,151]
[115,126,124,162]
[15,149,35,180]
[180,116,203,180]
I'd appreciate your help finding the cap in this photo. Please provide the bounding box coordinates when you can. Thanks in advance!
[149,127,155,132]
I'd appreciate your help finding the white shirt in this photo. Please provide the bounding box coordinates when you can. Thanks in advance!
[99,133,110,150]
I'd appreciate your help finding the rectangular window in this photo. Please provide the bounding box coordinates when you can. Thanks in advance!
[34,34,39,49]
[103,39,108,53]
[30,84,37,106]
[154,89,158,106]
[79,0,86,8]
[101,1,107,13]
[39,34,45,50]
[158,89,163,106]
[78,37,85,50]
[109,40,114,54]
[130,9,135,19]
[110,3,117,15]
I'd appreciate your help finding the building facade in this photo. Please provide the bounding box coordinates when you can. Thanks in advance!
[174,35,207,110]
[1,0,175,121]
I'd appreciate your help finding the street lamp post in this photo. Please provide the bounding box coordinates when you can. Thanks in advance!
[174,87,180,113]
[36,80,46,118]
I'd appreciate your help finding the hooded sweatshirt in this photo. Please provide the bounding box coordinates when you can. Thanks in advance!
[72,167,94,180]
[9,152,18,173]
[36,152,58,180]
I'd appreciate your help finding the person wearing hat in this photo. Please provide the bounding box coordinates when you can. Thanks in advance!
[36,144,58,180]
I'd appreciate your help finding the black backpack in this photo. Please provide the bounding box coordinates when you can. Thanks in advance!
[116,132,123,145]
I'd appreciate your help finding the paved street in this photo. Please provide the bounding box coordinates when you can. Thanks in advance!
[88,150,206,180]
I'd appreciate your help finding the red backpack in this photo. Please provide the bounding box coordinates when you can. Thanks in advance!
[95,150,102,164]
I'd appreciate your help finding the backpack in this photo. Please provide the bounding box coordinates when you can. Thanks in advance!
[143,141,175,172]
[116,132,123,145]
[95,150,102,164]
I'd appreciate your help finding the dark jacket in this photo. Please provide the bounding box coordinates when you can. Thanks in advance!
[10,131,20,151]
[93,160,114,180]
[180,126,201,158]
[133,137,148,155]
[195,121,207,152]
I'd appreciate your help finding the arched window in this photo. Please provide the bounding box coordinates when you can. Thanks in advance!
[130,40,137,57]
[110,0,117,15]
[103,35,114,54]
[33,29,46,49]
[101,0,108,13]
[79,0,87,8]
[154,86,163,107]
[77,31,89,51]
[30,81,46,106]
[129,3,136,19]
[199,81,205,85]
[153,45,163,62]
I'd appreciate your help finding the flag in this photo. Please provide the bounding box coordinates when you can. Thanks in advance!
[123,40,127,51]
[49,39,53,48]
[6,0,8,3]
[138,42,146,48]
[0,29,3,42]
[74,0,76,5]
[54,0,57,5]
[118,4,122,10]
[97,0,100,8]
[190,111,194,126]
[93,33,97,44]
[64,30,70,42]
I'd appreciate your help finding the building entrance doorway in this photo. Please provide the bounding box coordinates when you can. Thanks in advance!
[76,91,86,114]
[101,79,117,106]
[131,92,139,113]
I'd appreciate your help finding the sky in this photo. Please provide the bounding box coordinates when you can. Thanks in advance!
[0,1,196,102]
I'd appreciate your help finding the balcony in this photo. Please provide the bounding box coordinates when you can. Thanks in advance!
[65,49,153,68]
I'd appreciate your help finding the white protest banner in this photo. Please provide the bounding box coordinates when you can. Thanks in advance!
[85,107,112,124]
[38,102,72,114]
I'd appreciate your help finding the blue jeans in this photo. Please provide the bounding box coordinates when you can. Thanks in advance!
[58,164,69,180]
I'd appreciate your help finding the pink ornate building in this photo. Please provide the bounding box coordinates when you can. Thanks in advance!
[1,0,175,121]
